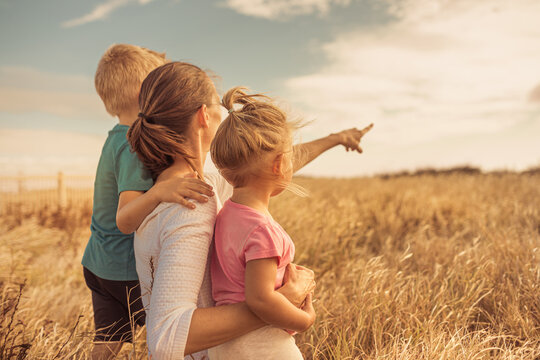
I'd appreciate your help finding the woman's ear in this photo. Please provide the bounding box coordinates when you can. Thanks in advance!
[196,104,210,129]
[272,154,284,176]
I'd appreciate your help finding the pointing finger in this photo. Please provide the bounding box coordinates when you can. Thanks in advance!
[360,123,374,136]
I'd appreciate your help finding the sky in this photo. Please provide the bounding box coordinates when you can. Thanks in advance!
[0,0,539,177]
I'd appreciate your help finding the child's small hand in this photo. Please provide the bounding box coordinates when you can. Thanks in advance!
[278,263,316,307]
[151,173,214,209]
[330,123,374,153]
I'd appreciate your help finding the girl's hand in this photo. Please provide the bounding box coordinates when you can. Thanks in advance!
[330,123,374,153]
[277,263,316,307]
[150,173,214,209]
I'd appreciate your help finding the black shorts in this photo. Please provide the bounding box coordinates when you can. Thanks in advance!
[83,267,146,343]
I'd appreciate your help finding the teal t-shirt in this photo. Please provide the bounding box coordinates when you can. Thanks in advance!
[82,124,153,281]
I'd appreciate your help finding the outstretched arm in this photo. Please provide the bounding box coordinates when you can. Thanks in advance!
[293,123,374,173]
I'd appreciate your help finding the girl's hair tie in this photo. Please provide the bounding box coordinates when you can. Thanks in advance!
[228,108,234,114]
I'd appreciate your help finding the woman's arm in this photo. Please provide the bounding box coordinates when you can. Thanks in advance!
[185,263,317,354]
[185,265,317,354]
[185,302,262,354]
[244,258,316,332]
[293,124,374,172]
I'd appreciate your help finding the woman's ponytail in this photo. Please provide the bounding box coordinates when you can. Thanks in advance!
[127,62,215,179]
[128,115,195,180]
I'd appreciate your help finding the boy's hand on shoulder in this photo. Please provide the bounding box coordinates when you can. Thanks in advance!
[150,173,215,209]
[330,123,374,153]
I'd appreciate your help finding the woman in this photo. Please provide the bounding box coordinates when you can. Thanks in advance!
[125,62,371,359]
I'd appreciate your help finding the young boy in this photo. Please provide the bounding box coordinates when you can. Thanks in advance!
[82,44,214,360]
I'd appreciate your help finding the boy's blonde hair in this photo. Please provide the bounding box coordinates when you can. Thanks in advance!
[210,87,301,188]
[95,44,168,116]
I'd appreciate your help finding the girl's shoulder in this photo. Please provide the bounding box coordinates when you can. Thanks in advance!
[216,200,283,242]
[218,200,271,225]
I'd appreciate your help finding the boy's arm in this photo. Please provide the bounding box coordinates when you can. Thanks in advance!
[116,174,214,234]
[293,123,374,173]
[245,258,316,333]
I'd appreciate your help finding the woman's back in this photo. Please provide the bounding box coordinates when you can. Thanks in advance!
[134,173,232,359]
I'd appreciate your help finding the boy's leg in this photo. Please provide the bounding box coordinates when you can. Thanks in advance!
[83,268,146,358]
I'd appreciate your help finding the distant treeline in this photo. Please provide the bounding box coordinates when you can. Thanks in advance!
[377,165,540,179]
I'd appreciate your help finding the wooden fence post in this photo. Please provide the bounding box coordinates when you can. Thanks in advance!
[58,172,67,208]
[18,171,25,194]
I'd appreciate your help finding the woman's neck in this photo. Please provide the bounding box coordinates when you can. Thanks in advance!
[157,149,206,183]
[230,181,274,217]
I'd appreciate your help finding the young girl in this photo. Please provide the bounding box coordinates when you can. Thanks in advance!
[209,87,314,359]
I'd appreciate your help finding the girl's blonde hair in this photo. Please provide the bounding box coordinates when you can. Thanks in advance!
[210,87,302,188]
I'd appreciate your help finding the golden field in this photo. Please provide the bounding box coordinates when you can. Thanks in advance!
[1,173,539,359]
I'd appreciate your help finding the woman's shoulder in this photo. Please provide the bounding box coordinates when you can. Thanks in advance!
[204,172,233,202]
[139,197,218,232]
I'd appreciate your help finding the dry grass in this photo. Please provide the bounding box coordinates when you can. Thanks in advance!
[1,173,539,359]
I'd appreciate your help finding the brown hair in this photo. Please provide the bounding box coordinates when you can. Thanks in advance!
[95,44,168,116]
[210,87,301,187]
[127,62,216,179]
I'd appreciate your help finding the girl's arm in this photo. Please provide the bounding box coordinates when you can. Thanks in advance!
[244,258,316,333]
[292,123,373,172]
[185,264,315,354]
[116,174,214,234]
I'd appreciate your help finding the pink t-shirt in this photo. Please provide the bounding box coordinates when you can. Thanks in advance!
[211,199,295,306]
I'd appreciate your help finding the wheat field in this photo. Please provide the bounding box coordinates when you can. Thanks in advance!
[1,173,539,359]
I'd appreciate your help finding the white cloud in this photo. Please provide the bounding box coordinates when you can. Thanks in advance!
[222,0,351,19]
[285,0,540,174]
[61,0,155,28]
[0,66,107,120]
